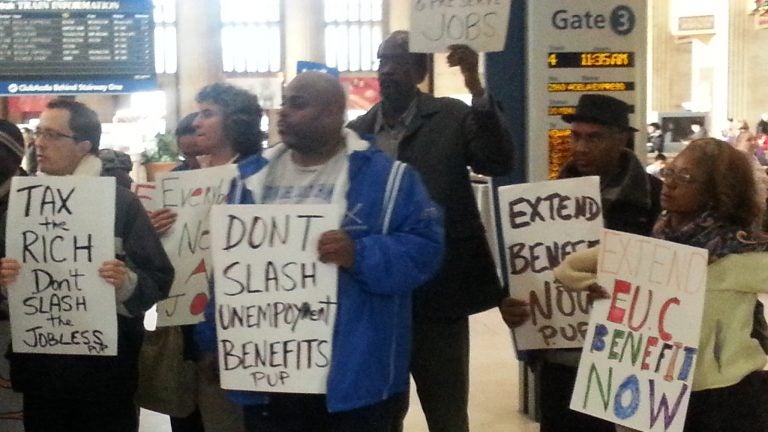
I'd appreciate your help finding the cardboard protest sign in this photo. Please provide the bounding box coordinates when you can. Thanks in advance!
[571,229,707,432]
[131,181,159,212]
[499,176,602,350]
[6,176,117,356]
[210,204,340,394]
[410,0,511,53]
[154,165,237,327]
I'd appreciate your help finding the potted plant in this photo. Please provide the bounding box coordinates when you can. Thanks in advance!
[141,132,180,181]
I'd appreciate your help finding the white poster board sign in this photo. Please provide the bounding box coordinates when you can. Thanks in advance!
[500,176,602,350]
[131,181,159,212]
[154,165,237,327]
[571,229,707,432]
[211,204,341,393]
[410,0,512,53]
[6,176,117,356]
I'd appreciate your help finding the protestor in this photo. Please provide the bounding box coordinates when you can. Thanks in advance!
[195,71,444,431]
[554,138,768,432]
[645,152,666,178]
[0,119,27,432]
[347,30,514,432]
[149,85,263,432]
[499,94,661,432]
[0,99,173,432]
[175,112,202,171]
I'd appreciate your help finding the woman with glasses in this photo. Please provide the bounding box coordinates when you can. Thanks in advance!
[556,138,768,431]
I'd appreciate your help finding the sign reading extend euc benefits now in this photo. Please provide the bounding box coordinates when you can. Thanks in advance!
[210,204,340,394]
[5,176,117,356]
[499,176,602,350]
[571,230,707,432]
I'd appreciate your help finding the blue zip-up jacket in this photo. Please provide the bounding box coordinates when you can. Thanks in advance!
[195,129,444,412]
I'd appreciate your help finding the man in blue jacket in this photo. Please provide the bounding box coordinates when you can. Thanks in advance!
[195,71,444,431]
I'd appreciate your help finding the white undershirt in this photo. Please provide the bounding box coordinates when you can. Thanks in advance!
[262,149,347,204]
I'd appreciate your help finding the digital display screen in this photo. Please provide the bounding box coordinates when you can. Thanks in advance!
[548,52,634,68]
[0,0,155,95]
[547,81,635,92]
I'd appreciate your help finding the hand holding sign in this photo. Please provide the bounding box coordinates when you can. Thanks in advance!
[0,258,21,286]
[98,259,129,289]
[317,230,355,269]
[447,44,484,97]
[149,208,177,236]
[498,297,530,329]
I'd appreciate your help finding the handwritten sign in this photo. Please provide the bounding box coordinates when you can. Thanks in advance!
[571,229,707,432]
[131,181,159,212]
[499,176,602,350]
[6,176,117,356]
[153,165,237,327]
[410,0,512,53]
[210,204,340,394]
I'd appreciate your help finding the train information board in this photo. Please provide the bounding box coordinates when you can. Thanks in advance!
[0,0,156,95]
[527,1,647,180]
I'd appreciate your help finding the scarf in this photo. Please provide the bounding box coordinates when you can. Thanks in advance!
[652,210,767,263]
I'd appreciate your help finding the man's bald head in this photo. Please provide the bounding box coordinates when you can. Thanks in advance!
[279,72,348,158]
[286,72,346,116]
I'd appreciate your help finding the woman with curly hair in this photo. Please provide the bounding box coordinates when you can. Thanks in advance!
[555,138,768,431]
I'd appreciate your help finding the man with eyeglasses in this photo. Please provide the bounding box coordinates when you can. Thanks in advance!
[499,94,662,432]
[0,99,173,431]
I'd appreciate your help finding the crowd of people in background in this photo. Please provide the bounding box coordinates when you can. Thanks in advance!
[1,29,768,432]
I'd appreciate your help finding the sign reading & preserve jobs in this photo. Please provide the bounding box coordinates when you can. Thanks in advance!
[0,0,156,95]
[526,0,646,181]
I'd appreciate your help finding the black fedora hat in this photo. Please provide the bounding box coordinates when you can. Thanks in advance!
[562,94,638,132]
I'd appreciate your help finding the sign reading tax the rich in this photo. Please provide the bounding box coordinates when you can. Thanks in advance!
[210,204,340,394]
[5,176,117,356]
[499,176,602,350]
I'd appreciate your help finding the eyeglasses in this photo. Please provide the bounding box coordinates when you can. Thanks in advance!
[33,128,77,141]
[660,168,697,185]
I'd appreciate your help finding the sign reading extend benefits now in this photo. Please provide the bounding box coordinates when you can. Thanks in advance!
[6,176,117,356]
[571,229,707,432]
[211,204,340,393]
[499,176,602,350]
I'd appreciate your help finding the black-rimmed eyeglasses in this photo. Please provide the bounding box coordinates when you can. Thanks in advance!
[33,128,77,141]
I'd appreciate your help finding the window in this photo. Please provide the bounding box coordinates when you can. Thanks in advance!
[324,0,383,72]
[153,0,177,74]
[221,0,282,73]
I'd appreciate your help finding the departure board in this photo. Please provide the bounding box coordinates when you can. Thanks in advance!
[526,2,646,181]
[0,0,156,95]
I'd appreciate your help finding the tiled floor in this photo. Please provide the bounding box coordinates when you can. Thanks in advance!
[139,309,539,431]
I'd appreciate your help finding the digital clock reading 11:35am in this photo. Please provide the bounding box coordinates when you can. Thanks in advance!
[548,52,634,68]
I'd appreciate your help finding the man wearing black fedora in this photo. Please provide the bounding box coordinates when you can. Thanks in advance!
[499,94,661,432]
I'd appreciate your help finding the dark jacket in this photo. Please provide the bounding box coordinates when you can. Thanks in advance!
[9,185,174,400]
[348,92,514,319]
